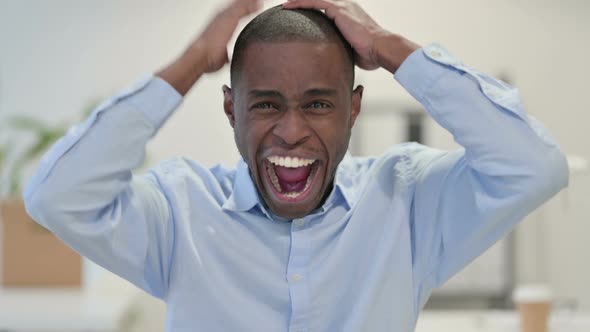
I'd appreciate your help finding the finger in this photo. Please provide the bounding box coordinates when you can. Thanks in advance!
[226,0,262,17]
[243,0,262,15]
[282,0,337,11]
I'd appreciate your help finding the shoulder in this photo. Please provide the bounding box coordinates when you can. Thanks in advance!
[385,142,451,175]
[380,143,465,189]
[345,143,460,185]
[143,157,237,199]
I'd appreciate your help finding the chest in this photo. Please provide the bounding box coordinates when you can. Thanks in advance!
[166,191,417,331]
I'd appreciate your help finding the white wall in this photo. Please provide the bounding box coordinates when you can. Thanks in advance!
[2,0,589,312]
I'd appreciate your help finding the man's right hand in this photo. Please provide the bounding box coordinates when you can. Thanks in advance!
[157,0,261,96]
[197,0,262,73]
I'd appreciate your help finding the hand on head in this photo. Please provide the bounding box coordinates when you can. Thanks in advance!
[196,0,263,73]
[158,0,417,96]
[198,0,393,74]
[196,0,409,74]
[282,0,391,70]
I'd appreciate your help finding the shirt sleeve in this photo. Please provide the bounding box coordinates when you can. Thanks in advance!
[395,44,569,308]
[23,74,183,299]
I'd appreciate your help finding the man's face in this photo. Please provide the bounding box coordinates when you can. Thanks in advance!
[223,41,362,219]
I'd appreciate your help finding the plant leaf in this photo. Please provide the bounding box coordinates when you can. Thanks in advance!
[6,116,50,132]
[0,145,6,166]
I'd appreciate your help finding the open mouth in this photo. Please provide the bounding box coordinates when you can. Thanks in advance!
[263,155,321,202]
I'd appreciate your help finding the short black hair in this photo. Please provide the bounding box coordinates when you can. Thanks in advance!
[230,5,355,89]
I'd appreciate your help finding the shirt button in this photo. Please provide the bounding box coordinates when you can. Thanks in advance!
[429,50,442,58]
[485,87,501,98]
[294,219,305,226]
[292,274,302,282]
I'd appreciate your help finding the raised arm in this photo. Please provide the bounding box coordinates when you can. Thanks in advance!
[24,0,261,298]
[284,0,568,308]
[157,0,261,95]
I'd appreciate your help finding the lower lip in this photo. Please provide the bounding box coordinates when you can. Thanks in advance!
[263,160,320,203]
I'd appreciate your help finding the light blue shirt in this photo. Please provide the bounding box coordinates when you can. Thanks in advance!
[24,44,568,332]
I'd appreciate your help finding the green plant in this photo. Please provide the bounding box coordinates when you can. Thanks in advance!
[0,100,101,197]
[1,116,68,196]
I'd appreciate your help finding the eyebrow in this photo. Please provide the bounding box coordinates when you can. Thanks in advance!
[303,88,338,97]
[248,90,285,100]
[247,88,338,99]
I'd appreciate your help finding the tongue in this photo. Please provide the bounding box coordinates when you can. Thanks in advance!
[273,165,314,193]
[274,165,312,182]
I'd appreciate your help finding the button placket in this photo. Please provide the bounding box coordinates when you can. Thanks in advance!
[287,218,310,332]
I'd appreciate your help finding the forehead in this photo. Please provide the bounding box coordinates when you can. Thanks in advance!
[236,41,351,95]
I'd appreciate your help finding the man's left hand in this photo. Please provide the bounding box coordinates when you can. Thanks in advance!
[282,0,419,73]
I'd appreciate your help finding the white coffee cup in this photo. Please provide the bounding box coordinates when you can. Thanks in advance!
[513,284,554,332]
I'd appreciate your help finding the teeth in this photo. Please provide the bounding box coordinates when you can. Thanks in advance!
[284,192,301,199]
[266,162,282,193]
[267,156,316,168]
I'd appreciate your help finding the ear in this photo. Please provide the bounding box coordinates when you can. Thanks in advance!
[222,85,235,128]
[350,85,364,128]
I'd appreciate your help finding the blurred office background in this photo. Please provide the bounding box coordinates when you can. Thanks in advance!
[0,0,588,331]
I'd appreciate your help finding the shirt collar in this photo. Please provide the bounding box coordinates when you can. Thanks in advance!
[328,152,357,210]
[222,153,358,213]
[222,159,260,212]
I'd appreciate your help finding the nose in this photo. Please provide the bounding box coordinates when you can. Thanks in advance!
[272,109,311,147]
